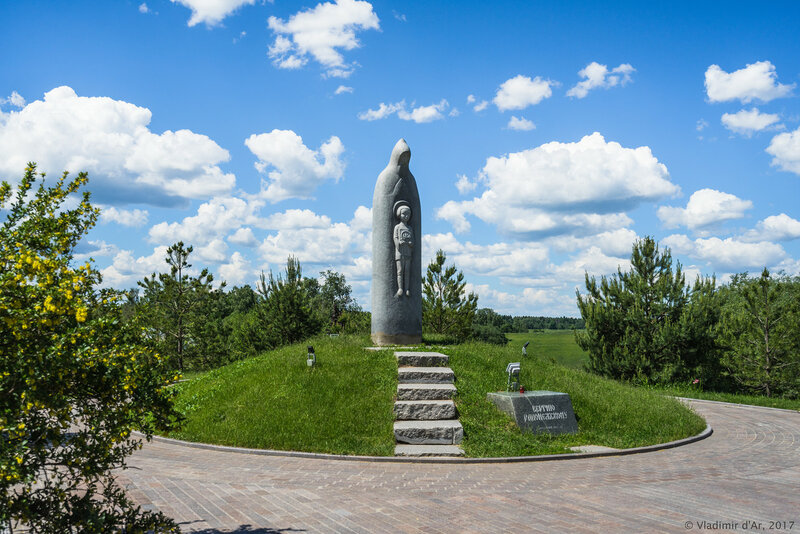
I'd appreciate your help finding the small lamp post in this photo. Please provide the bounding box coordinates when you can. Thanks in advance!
[307,345,316,367]
[506,362,521,392]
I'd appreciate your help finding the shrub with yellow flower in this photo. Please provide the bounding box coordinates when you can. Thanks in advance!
[0,164,181,532]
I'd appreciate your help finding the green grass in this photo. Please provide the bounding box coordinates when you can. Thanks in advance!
[166,335,708,457]
[166,334,396,456]
[648,385,800,411]
[448,341,707,456]
[505,329,589,369]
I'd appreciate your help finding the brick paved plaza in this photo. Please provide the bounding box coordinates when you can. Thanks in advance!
[119,400,800,533]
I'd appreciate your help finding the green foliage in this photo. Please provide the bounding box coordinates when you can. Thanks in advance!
[471,323,509,345]
[337,309,371,335]
[422,249,479,341]
[257,256,321,347]
[717,269,800,398]
[137,242,219,371]
[0,165,179,532]
[576,237,720,385]
[311,269,362,333]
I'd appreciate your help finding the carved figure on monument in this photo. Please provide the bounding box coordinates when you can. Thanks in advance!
[371,139,422,345]
[393,202,413,297]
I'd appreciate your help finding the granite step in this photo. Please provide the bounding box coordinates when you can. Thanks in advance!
[394,420,464,445]
[394,400,457,420]
[394,444,464,457]
[395,351,449,367]
[397,383,457,401]
[398,367,455,384]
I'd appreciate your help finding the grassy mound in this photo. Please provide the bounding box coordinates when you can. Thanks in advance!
[168,335,396,456]
[449,341,707,456]
[166,336,707,457]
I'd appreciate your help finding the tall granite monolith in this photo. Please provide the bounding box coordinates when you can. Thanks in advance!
[371,139,422,345]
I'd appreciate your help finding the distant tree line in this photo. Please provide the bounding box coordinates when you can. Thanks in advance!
[576,236,800,399]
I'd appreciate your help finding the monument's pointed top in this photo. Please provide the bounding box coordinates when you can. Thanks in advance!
[390,138,411,168]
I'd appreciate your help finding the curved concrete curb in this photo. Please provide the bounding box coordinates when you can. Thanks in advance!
[135,424,712,465]
[678,396,800,414]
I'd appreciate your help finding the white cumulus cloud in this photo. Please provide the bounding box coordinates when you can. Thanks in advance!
[0,86,234,206]
[663,234,786,271]
[493,75,554,111]
[245,129,345,202]
[228,227,259,247]
[148,196,258,245]
[358,100,448,123]
[766,126,800,175]
[267,0,379,78]
[171,0,255,27]
[99,206,149,227]
[741,214,800,242]
[1,91,26,108]
[397,100,448,123]
[705,61,794,103]
[219,251,253,285]
[357,101,404,121]
[455,174,477,195]
[721,108,782,136]
[437,133,676,239]
[334,85,354,95]
[657,189,752,230]
[507,116,535,131]
[566,62,635,99]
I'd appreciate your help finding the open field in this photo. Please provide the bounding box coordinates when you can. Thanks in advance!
[505,329,589,369]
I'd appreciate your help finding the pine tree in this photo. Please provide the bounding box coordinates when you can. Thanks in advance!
[422,249,478,341]
[257,256,320,346]
[576,237,718,384]
[137,242,217,371]
[718,269,800,397]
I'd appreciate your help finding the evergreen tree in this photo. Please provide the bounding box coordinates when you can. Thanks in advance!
[576,237,718,384]
[422,249,479,341]
[257,256,321,346]
[137,242,217,371]
[718,269,800,397]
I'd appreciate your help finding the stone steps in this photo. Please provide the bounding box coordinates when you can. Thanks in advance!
[397,383,457,401]
[394,400,457,420]
[394,444,464,457]
[395,351,449,367]
[398,367,455,384]
[393,351,463,455]
[393,420,464,445]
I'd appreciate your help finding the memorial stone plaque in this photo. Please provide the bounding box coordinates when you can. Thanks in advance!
[487,390,578,435]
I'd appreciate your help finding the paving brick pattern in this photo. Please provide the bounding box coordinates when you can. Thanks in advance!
[118,400,800,533]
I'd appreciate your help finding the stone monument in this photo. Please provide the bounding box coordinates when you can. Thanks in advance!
[371,139,422,345]
[487,390,578,435]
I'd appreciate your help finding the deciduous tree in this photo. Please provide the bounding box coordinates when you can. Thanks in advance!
[0,164,179,532]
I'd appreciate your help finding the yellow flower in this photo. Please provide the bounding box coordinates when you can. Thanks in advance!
[75,308,88,323]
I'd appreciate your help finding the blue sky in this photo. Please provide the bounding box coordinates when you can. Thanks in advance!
[2,0,800,316]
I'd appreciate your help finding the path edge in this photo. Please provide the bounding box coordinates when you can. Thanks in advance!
[134,424,712,465]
